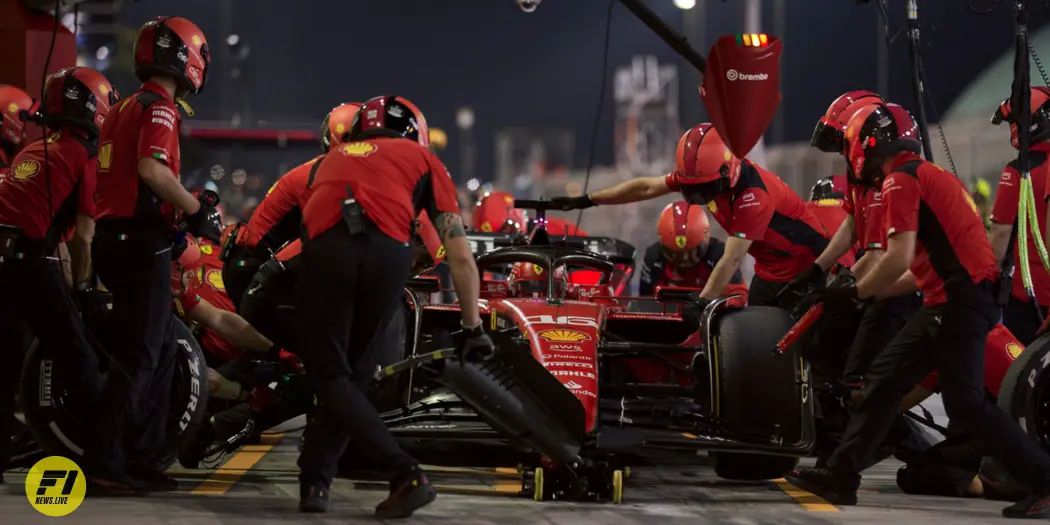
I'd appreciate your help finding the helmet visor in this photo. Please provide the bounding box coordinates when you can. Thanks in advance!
[811,118,845,153]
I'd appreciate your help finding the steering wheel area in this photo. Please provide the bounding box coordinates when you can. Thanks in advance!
[476,247,616,300]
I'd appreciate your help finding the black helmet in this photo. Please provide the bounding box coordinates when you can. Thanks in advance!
[350,96,430,148]
[810,175,846,201]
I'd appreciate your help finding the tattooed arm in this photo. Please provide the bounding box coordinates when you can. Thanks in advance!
[433,211,482,327]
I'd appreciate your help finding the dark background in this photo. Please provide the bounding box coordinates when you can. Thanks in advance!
[105,0,1039,179]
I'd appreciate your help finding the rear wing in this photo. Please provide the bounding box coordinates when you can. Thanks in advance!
[466,233,637,264]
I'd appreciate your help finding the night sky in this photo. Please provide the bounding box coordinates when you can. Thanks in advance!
[115,0,1040,178]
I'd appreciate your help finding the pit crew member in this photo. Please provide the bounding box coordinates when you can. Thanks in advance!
[0,85,33,175]
[88,16,214,494]
[222,102,361,308]
[0,68,115,479]
[551,123,829,306]
[638,200,748,303]
[989,87,1050,345]
[298,95,491,518]
[896,323,1028,501]
[785,94,923,387]
[472,190,525,233]
[787,101,1050,519]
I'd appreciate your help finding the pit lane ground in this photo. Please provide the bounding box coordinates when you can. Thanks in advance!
[0,418,1021,524]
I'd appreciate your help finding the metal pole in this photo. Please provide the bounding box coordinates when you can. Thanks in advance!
[876,7,889,98]
[772,0,786,144]
[743,0,767,165]
[906,0,935,162]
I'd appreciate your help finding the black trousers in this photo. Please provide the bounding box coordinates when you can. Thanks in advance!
[1002,294,1049,346]
[0,255,101,456]
[843,293,923,381]
[748,275,787,307]
[88,229,178,473]
[240,269,300,355]
[827,281,1050,488]
[296,223,416,488]
[222,244,269,312]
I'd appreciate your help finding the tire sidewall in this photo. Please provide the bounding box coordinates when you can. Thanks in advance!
[998,333,1050,445]
[20,317,210,465]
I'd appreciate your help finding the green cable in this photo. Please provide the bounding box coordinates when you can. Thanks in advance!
[1024,177,1050,270]
[1019,179,1032,293]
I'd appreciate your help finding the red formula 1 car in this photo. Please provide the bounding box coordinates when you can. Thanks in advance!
[374,200,813,503]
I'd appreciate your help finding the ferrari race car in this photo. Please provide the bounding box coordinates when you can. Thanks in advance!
[370,200,814,502]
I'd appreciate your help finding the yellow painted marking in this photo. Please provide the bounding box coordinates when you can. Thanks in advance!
[772,478,839,512]
[191,433,283,495]
[424,466,520,478]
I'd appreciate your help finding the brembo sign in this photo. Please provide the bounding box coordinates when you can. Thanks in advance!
[725,68,768,82]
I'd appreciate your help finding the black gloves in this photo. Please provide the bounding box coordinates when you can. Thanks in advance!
[457,324,495,363]
[550,195,596,211]
[184,190,221,241]
[821,274,866,310]
[680,294,713,333]
[75,283,110,328]
[776,263,827,309]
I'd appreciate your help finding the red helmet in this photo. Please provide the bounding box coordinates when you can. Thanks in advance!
[674,123,742,205]
[844,102,921,187]
[134,17,210,97]
[810,174,847,201]
[508,262,566,298]
[0,86,32,149]
[658,200,709,251]
[351,96,429,148]
[41,67,118,138]
[322,102,363,152]
[811,90,884,153]
[473,191,526,233]
[991,86,1050,149]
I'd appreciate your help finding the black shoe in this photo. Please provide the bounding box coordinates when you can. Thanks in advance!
[178,419,215,469]
[980,458,1031,502]
[129,464,178,492]
[1002,488,1050,519]
[300,483,330,513]
[375,467,437,519]
[785,467,859,506]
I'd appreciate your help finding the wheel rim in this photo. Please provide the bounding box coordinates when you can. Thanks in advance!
[612,470,623,504]
[533,468,544,502]
[1031,367,1050,448]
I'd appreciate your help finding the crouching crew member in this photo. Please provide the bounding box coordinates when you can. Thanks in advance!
[0,67,115,478]
[87,16,215,494]
[297,95,492,518]
[550,123,829,306]
[639,200,748,303]
[222,102,361,308]
[787,101,1050,519]
[989,87,1050,345]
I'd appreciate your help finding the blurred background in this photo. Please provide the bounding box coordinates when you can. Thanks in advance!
[36,0,1047,255]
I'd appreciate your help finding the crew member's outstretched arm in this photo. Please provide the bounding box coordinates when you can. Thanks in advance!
[590,176,673,205]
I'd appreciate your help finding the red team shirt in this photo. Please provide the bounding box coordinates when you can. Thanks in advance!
[172,238,241,362]
[303,138,460,243]
[843,182,887,252]
[0,132,96,242]
[95,81,182,228]
[990,146,1050,306]
[805,198,857,267]
[666,161,830,282]
[239,155,323,249]
[881,153,999,306]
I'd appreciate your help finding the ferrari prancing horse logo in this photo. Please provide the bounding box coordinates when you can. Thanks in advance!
[674,235,687,249]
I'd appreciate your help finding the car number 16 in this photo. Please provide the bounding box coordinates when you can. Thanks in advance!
[524,315,599,329]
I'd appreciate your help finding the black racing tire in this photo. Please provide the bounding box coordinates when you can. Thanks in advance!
[997,332,1050,450]
[20,316,209,468]
[709,306,811,480]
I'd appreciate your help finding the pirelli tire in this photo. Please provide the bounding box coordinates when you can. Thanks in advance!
[709,306,809,480]
[997,332,1050,450]
[20,316,209,468]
